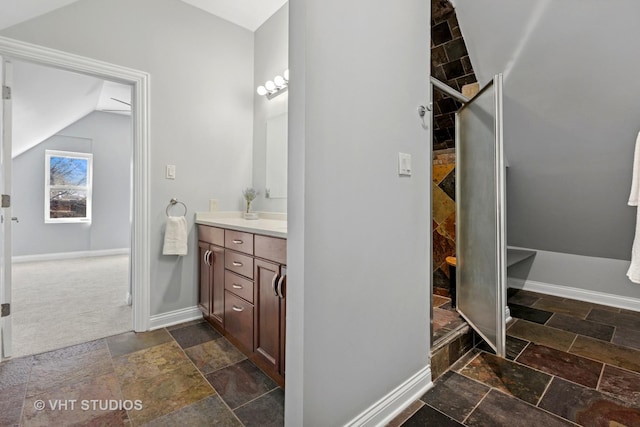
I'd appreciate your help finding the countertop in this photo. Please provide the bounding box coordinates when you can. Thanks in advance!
[195,212,287,238]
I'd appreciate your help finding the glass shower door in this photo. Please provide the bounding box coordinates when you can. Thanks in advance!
[455,74,506,357]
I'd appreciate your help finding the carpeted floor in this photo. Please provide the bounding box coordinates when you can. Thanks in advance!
[10,255,132,358]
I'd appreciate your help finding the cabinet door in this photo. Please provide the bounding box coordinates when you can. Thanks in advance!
[210,245,225,328]
[198,242,211,316]
[254,259,281,372]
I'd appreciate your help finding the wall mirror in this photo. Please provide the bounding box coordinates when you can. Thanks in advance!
[265,112,288,199]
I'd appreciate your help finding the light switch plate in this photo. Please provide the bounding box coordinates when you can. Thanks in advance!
[398,152,412,176]
[166,165,176,179]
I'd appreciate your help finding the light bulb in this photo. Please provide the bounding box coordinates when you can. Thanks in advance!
[265,80,276,91]
[284,69,289,81]
[274,75,285,88]
[257,86,267,96]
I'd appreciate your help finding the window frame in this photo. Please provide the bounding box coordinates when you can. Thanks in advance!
[44,150,93,224]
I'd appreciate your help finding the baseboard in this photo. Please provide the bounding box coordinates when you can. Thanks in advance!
[344,365,432,427]
[149,306,202,330]
[12,248,130,263]
[511,280,640,312]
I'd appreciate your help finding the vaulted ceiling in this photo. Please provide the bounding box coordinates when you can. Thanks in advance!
[4,0,286,158]
[0,0,287,31]
[452,0,640,259]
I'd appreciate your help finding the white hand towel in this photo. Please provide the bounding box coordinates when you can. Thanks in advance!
[163,216,188,256]
[627,131,640,283]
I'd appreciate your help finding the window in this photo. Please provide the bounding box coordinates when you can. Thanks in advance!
[45,150,93,223]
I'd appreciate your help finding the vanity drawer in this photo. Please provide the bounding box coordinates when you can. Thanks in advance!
[225,250,254,279]
[225,230,254,255]
[255,235,287,264]
[198,225,224,246]
[225,270,254,303]
[224,291,254,352]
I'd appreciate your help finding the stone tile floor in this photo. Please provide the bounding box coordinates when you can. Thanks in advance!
[393,289,640,426]
[0,319,284,426]
[433,294,467,344]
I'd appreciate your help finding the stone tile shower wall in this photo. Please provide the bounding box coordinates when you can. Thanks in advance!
[431,0,477,296]
[433,150,456,295]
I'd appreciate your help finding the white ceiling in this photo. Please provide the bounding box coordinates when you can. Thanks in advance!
[0,0,80,30]
[4,0,281,159]
[181,0,287,31]
[0,0,287,32]
[12,60,131,158]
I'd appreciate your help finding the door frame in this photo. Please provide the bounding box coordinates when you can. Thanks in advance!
[0,36,151,336]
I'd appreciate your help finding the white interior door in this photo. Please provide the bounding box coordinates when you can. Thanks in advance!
[0,56,13,359]
[455,74,507,357]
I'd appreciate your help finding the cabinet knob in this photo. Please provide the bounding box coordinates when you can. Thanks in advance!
[232,239,243,244]
[232,305,244,312]
[232,284,243,289]
[232,261,243,267]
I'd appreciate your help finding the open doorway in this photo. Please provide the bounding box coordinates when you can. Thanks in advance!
[0,36,151,361]
[9,59,133,357]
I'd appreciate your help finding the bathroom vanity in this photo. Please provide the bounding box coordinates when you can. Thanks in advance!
[196,213,287,386]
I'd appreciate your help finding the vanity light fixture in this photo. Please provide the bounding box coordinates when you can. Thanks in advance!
[257,69,289,100]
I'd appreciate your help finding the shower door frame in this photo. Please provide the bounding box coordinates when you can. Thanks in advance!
[455,73,507,357]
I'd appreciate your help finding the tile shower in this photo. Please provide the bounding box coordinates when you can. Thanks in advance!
[430,0,477,298]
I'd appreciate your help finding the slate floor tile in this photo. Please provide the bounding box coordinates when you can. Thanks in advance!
[206,359,277,409]
[476,336,529,360]
[185,338,246,375]
[459,351,552,404]
[507,289,541,307]
[142,395,241,427]
[509,303,553,324]
[169,322,221,349]
[532,298,592,319]
[598,365,640,407]
[539,377,640,426]
[612,326,640,350]
[546,313,615,341]
[507,319,576,352]
[515,343,602,388]
[420,371,489,422]
[22,373,126,427]
[234,388,284,427]
[113,341,190,387]
[120,363,214,425]
[570,335,640,374]
[401,403,463,427]
[586,309,640,330]
[465,389,573,427]
[106,329,173,358]
[27,343,113,397]
[386,400,425,427]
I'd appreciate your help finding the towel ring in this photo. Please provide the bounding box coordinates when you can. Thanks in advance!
[166,198,187,217]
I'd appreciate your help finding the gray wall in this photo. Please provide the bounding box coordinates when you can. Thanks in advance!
[2,0,255,316]
[286,0,431,424]
[252,3,288,213]
[453,0,640,261]
[13,111,132,256]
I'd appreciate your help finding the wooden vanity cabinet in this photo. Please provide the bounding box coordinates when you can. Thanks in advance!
[197,226,225,330]
[198,224,286,387]
[253,234,287,381]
